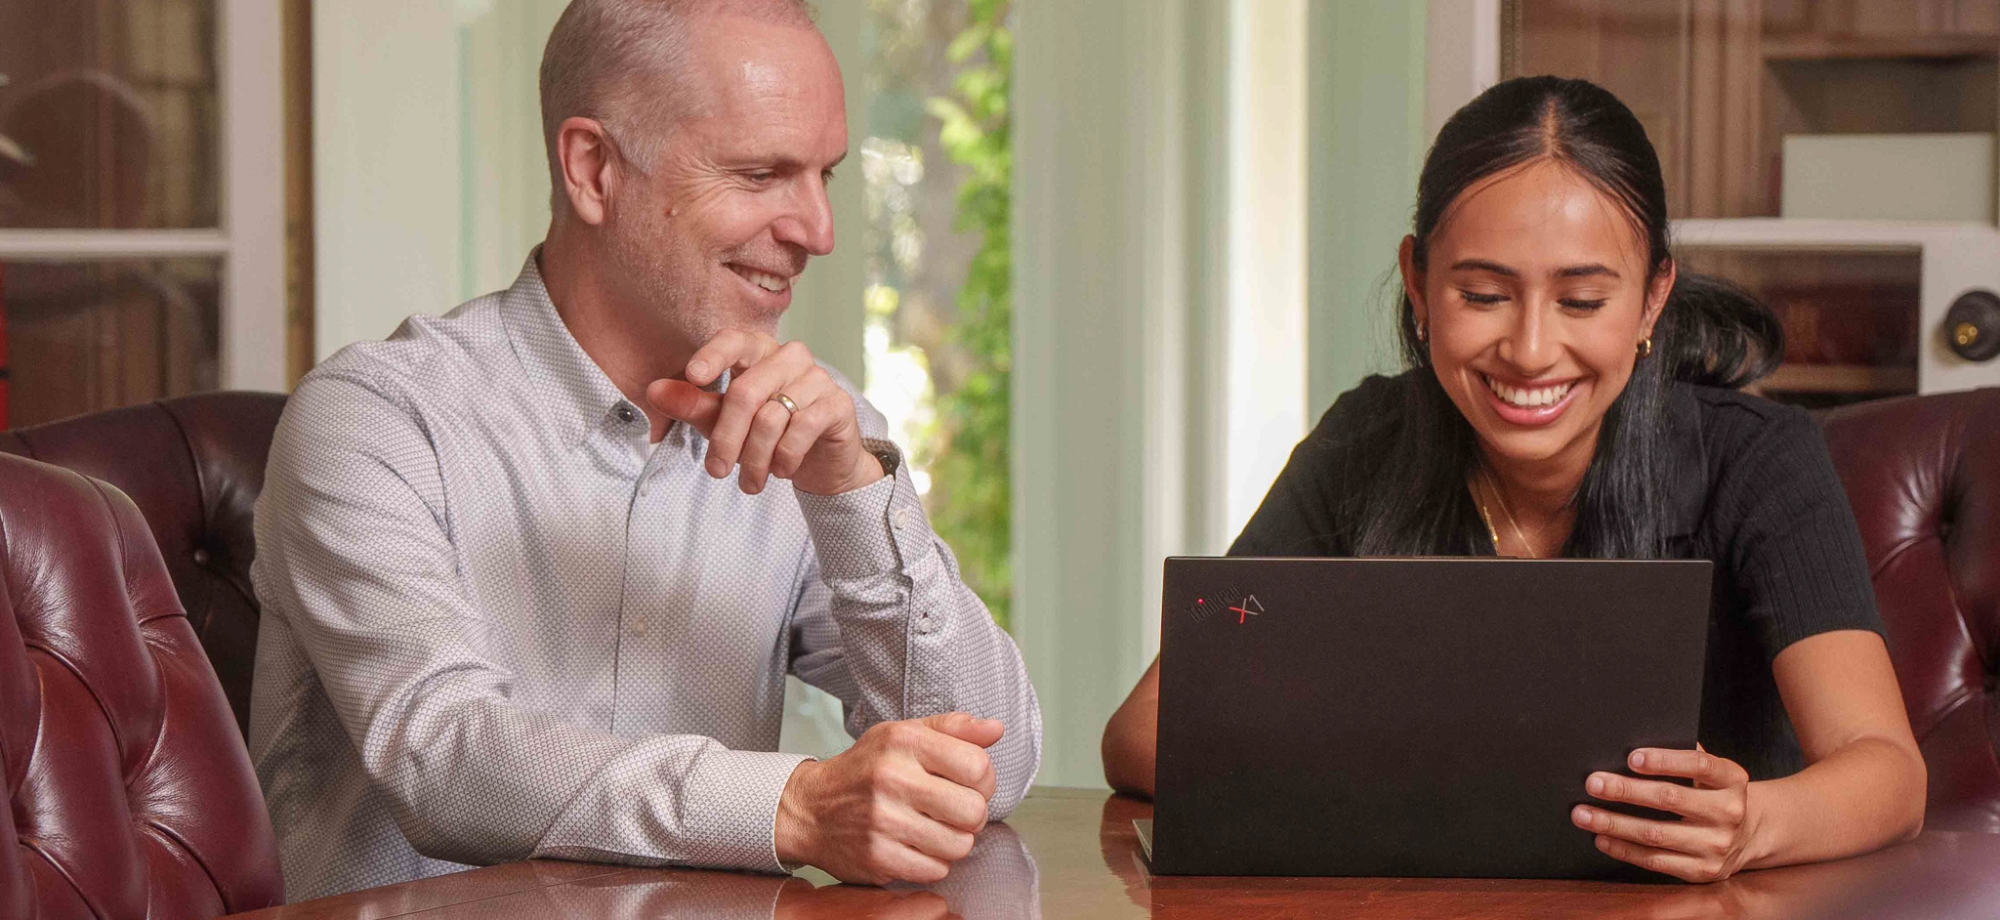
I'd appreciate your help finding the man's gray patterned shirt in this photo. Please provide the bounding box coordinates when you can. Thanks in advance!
[248,255,1042,900]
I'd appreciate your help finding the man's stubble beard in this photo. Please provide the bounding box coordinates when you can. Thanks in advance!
[606,208,733,357]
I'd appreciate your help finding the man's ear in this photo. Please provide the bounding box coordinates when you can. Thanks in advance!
[1398,235,1428,323]
[556,116,620,226]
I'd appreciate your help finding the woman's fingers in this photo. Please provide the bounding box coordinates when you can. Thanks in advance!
[1588,772,1694,817]
[1580,749,1754,882]
[1586,772,1745,826]
[1573,803,1722,858]
[1629,748,1751,790]
[1594,834,1732,883]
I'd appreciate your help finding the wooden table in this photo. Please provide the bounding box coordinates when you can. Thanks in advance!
[231,787,2000,919]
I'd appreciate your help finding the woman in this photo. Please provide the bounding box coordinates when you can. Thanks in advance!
[1100,76,1925,883]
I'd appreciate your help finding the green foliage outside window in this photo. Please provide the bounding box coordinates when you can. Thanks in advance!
[921,0,1012,628]
[859,0,1012,630]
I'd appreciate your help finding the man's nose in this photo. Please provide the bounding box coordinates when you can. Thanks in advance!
[775,179,836,257]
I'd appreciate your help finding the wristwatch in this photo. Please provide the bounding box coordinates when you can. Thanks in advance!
[862,439,903,478]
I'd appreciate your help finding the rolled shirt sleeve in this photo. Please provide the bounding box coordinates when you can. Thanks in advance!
[789,438,1043,819]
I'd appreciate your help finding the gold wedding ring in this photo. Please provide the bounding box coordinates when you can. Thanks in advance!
[769,392,800,414]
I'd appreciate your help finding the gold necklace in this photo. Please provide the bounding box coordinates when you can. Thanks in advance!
[1473,483,1502,548]
[1477,465,1538,559]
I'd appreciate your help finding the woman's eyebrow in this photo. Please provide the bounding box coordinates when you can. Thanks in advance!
[1447,259,1621,279]
[1449,259,1518,276]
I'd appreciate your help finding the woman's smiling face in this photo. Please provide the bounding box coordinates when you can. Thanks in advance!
[1400,158,1673,475]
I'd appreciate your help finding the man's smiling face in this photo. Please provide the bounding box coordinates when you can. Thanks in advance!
[604,11,847,346]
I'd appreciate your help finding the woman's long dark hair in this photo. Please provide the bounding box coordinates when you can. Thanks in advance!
[1354,75,1783,560]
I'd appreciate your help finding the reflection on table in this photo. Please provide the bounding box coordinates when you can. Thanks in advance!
[232,787,2000,920]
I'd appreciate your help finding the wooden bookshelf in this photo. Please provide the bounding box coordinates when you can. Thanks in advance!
[1762,32,2000,62]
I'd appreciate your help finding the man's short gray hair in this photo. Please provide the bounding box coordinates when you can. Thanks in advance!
[538,0,817,205]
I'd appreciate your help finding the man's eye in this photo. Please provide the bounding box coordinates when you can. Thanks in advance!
[1460,290,1505,305]
[822,168,837,184]
[745,170,777,183]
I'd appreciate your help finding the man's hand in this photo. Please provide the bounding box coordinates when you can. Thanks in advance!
[776,712,1006,885]
[648,330,884,497]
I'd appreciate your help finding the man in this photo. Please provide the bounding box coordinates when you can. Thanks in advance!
[249,0,1040,900]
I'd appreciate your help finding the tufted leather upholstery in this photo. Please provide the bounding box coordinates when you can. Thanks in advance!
[0,392,286,736]
[0,451,284,917]
[1823,388,2000,833]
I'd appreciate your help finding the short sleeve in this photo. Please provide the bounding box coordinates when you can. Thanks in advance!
[1709,404,1884,659]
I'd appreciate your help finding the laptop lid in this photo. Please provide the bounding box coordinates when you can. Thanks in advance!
[1150,556,1712,879]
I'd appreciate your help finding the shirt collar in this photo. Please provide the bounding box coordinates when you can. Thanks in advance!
[497,250,641,450]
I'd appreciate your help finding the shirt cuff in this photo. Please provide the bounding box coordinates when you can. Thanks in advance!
[794,457,930,581]
[682,748,814,873]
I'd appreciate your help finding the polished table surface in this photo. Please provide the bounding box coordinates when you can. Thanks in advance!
[230,787,2000,919]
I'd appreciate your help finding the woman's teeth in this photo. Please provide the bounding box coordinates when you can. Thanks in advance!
[1484,374,1574,409]
[740,268,790,292]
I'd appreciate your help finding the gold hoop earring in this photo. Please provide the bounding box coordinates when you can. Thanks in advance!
[1416,320,1429,343]
[1637,337,1653,359]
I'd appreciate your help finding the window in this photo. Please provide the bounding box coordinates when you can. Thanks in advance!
[0,0,286,426]
[859,0,1014,628]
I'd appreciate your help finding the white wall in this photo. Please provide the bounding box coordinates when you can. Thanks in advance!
[1424,0,1501,142]
[1220,0,1309,545]
[313,0,467,359]
[1307,2,1429,416]
[459,0,570,300]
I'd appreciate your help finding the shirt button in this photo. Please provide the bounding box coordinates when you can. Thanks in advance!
[615,405,635,423]
[627,618,647,637]
[893,507,916,531]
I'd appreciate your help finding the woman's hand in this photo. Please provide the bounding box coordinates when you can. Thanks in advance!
[1572,746,1764,883]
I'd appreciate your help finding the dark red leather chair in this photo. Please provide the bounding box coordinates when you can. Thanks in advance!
[0,450,283,916]
[0,392,286,735]
[1824,388,2000,833]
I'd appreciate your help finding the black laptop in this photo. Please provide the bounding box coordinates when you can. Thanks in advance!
[1144,556,1712,879]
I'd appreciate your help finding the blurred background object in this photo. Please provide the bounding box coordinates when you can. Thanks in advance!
[0,73,33,171]
[0,0,287,426]
[1487,0,2000,407]
[1781,133,1994,222]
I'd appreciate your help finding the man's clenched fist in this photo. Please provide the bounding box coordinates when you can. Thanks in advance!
[775,712,1006,885]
